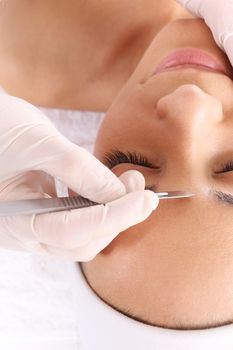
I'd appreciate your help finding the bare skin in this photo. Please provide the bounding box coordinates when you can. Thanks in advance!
[0,0,191,110]
[81,19,233,330]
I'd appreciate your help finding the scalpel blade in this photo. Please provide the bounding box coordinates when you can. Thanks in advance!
[156,191,194,199]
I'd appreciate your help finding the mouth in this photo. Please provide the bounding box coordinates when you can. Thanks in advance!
[151,49,233,79]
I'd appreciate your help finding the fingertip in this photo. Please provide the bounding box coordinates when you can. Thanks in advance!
[118,170,145,193]
[144,190,160,212]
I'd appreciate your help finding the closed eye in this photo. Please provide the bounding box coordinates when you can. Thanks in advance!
[103,149,159,169]
[103,149,233,175]
[216,161,233,174]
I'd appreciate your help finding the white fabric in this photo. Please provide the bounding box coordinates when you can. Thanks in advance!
[0,104,233,349]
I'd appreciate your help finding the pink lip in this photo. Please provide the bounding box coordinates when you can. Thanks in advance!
[152,49,233,78]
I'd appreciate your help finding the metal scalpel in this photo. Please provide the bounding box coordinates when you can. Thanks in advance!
[0,191,194,216]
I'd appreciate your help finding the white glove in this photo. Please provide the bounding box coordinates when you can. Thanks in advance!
[0,91,159,261]
[176,0,233,66]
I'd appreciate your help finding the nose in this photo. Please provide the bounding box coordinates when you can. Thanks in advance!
[156,84,223,131]
[155,85,224,180]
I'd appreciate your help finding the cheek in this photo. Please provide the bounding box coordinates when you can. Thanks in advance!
[98,198,225,262]
[94,85,155,157]
[83,206,195,302]
[97,205,168,262]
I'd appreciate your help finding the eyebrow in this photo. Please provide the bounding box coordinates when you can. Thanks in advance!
[212,190,233,207]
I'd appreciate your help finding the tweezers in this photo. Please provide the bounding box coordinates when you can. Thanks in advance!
[0,191,194,216]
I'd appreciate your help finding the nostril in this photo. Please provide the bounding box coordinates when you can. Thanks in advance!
[155,97,167,119]
[155,84,224,123]
[211,99,224,123]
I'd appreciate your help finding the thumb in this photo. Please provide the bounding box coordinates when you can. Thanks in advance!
[35,138,126,203]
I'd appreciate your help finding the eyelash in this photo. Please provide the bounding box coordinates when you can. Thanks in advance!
[219,161,233,173]
[103,150,233,174]
[103,149,155,169]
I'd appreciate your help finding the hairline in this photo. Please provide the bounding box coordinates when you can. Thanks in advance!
[79,262,233,331]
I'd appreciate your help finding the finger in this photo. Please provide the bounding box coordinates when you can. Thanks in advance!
[6,189,158,251]
[0,92,126,203]
[36,139,127,203]
[92,189,159,240]
[34,189,159,261]
[118,170,145,193]
[76,190,159,261]
[66,169,145,198]
[38,170,147,260]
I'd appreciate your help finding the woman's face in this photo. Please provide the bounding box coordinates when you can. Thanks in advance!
[82,19,233,330]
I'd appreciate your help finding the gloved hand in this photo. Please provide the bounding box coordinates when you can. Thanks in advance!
[176,0,233,66]
[0,90,159,261]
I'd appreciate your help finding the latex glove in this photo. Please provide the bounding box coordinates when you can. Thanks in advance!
[0,91,159,261]
[176,0,233,66]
